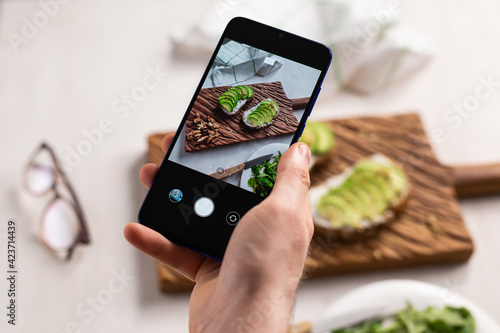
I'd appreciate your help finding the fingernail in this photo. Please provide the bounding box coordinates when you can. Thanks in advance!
[298,143,311,163]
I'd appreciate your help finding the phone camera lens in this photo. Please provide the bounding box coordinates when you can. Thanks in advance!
[277,32,284,39]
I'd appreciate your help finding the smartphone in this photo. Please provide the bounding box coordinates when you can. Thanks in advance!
[139,17,331,260]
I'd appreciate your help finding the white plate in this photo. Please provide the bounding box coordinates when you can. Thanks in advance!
[322,279,500,333]
[239,143,289,192]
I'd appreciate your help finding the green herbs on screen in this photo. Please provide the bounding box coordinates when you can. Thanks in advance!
[248,152,282,197]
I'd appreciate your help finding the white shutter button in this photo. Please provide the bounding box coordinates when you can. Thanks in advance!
[194,197,214,217]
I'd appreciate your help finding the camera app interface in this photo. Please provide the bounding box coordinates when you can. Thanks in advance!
[168,38,321,198]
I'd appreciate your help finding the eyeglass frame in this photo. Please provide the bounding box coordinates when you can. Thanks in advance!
[23,142,90,260]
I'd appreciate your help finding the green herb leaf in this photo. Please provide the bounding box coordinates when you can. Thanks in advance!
[331,303,476,333]
[248,151,283,197]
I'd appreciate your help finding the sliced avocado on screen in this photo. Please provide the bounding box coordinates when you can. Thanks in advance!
[269,101,279,115]
[256,109,267,124]
[261,100,279,116]
[219,101,233,113]
[244,99,279,128]
[218,94,237,112]
[225,90,239,103]
[259,105,274,123]
[218,85,253,115]
[232,86,245,99]
[247,114,261,127]
[244,85,254,98]
[239,86,249,99]
[252,111,266,127]
[255,109,268,124]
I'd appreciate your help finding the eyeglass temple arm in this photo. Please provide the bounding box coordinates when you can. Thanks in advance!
[42,143,91,244]
[60,174,90,244]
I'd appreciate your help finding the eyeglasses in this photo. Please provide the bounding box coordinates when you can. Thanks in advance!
[23,142,90,260]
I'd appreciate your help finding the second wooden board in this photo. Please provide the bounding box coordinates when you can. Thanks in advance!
[148,113,479,293]
[184,81,300,152]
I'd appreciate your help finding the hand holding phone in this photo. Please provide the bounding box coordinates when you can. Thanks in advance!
[138,17,331,260]
[126,132,313,331]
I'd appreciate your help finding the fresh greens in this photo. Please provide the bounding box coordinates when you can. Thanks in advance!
[248,152,282,197]
[332,303,475,333]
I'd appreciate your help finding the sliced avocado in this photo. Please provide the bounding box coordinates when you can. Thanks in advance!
[225,90,239,104]
[247,111,265,127]
[367,174,395,203]
[258,105,275,123]
[232,86,245,99]
[236,85,248,99]
[218,96,235,107]
[245,86,254,98]
[312,122,335,154]
[329,187,364,226]
[351,170,395,203]
[317,195,358,228]
[355,180,386,216]
[220,101,233,113]
[268,100,279,116]
[253,109,268,125]
[219,94,237,106]
[247,114,261,127]
[316,205,344,228]
[218,94,229,103]
[299,122,334,154]
[299,124,317,148]
[260,100,279,117]
[388,165,407,194]
[253,109,267,124]
[344,182,377,221]
[353,160,407,202]
[354,160,389,174]
[227,87,239,98]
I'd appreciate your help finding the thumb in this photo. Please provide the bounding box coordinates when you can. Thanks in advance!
[269,142,311,207]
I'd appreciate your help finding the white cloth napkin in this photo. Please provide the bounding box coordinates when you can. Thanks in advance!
[212,40,282,86]
[171,0,435,94]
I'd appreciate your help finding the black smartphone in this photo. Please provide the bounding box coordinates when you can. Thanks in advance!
[139,17,331,260]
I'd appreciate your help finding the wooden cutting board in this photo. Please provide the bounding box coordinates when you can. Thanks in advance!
[147,113,500,293]
[184,81,304,152]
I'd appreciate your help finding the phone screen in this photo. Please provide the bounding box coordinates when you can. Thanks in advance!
[139,18,331,260]
[167,37,322,198]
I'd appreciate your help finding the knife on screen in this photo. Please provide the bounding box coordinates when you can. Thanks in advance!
[209,153,274,179]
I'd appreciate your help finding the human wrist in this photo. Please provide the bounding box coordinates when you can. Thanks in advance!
[215,284,297,333]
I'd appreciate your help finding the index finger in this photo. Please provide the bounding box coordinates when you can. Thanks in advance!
[161,134,174,153]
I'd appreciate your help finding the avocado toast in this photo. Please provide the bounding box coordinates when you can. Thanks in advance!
[242,98,280,129]
[309,154,409,240]
[218,85,254,116]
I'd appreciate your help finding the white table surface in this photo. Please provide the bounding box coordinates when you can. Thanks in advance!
[1,1,499,332]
